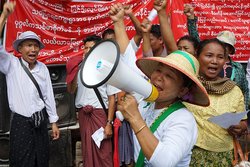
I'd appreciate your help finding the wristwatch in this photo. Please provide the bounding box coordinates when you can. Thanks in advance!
[106,120,114,125]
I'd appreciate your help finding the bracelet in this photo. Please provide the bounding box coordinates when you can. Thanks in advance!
[135,124,146,135]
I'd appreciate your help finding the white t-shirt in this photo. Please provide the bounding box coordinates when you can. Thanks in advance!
[134,102,198,167]
[120,40,145,77]
[120,43,197,167]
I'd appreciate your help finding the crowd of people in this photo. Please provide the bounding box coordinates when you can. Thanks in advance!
[1,0,250,167]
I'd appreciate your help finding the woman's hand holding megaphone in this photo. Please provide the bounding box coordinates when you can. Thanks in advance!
[117,94,143,124]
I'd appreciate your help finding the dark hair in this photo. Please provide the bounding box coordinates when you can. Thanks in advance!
[102,28,115,39]
[196,38,226,57]
[177,35,199,50]
[150,24,161,38]
[83,35,102,44]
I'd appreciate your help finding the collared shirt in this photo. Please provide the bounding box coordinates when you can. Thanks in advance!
[185,85,245,152]
[0,46,58,123]
[133,102,197,167]
[75,72,120,108]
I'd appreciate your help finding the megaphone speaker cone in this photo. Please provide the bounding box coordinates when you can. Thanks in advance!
[80,39,120,88]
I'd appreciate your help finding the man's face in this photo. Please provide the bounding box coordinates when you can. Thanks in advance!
[18,39,40,67]
[103,33,116,41]
[149,34,163,52]
[84,41,96,54]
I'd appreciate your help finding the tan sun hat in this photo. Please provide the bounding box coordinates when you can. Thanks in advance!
[13,31,45,52]
[136,50,210,107]
[216,30,236,54]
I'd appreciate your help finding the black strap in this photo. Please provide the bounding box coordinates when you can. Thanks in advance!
[93,87,108,114]
[19,58,44,102]
[78,61,107,114]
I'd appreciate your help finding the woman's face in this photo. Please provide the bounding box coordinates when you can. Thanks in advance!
[150,64,188,108]
[177,39,196,56]
[198,42,226,81]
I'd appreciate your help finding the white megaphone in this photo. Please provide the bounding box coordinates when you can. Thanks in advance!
[79,39,158,105]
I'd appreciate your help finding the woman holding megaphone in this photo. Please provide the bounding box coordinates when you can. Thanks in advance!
[109,3,210,167]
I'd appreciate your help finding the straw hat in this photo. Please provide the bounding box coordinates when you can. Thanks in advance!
[136,50,210,106]
[13,31,45,52]
[216,30,236,54]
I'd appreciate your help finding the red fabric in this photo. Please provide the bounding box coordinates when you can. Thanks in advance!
[65,55,83,84]
[5,0,250,63]
[113,118,122,167]
[78,106,113,167]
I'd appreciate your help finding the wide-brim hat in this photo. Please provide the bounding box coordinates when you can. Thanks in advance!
[13,31,45,52]
[216,30,236,54]
[136,50,210,106]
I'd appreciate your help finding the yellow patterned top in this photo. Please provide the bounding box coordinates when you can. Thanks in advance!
[184,86,245,152]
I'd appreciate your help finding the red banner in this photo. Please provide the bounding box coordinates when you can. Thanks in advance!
[4,0,250,64]
[4,0,155,64]
[171,0,250,62]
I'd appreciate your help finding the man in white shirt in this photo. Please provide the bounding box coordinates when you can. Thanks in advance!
[66,35,120,167]
[0,2,59,167]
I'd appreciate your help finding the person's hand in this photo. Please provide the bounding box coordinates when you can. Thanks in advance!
[117,94,142,123]
[109,3,125,23]
[123,4,133,17]
[2,1,16,19]
[141,18,152,33]
[104,123,113,139]
[154,0,167,12]
[228,121,248,137]
[51,123,60,140]
[184,4,195,19]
